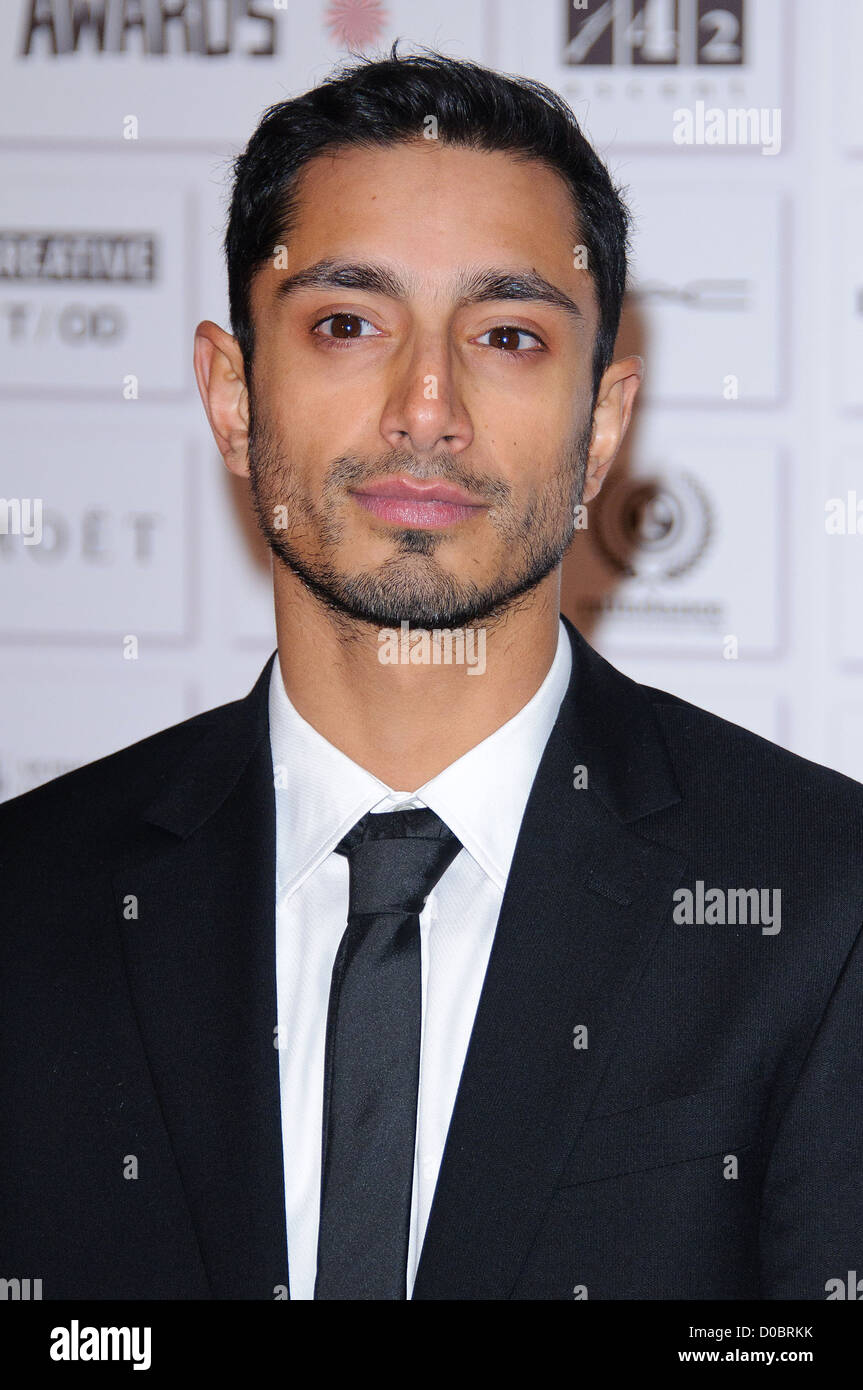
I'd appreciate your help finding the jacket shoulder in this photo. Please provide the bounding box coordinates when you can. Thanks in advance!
[642,680,863,814]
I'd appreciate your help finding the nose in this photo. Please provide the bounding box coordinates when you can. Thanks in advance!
[379,333,474,457]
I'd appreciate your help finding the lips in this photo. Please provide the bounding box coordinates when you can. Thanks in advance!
[350,475,487,528]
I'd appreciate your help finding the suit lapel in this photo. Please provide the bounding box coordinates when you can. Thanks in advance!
[113,654,289,1299]
[109,619,688,1301]
[411,617,689,1299]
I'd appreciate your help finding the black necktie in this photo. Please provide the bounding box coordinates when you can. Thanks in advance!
[313,807,462,1300]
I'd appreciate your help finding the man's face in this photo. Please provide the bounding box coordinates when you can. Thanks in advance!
[244,138,600,630]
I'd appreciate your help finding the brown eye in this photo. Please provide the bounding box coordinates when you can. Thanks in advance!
[490,326,522,350]
[314,313,378,340]
[328,313,363,338]
[477,325,544,352]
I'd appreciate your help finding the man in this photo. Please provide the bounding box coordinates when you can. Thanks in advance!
[2,45,862,1302]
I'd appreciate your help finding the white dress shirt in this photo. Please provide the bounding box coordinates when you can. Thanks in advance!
[269,618,572,1299]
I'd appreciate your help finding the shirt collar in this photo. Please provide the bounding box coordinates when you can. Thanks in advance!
[268,618,572,898]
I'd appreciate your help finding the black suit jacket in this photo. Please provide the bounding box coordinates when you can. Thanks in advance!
[2,614,863,1300]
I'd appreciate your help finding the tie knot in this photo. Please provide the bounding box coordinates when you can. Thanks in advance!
[334,808,462,916]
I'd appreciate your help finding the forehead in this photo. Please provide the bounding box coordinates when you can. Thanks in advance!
[276,139,581,285]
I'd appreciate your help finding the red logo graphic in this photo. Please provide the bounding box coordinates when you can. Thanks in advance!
[324,0,389,50]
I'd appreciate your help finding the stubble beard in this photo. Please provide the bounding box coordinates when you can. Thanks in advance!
[246,400,593,632]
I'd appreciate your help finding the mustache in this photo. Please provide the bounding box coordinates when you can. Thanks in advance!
[324,451,511,506]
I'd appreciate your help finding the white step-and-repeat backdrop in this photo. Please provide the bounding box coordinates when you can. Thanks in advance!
[1,0,862,799]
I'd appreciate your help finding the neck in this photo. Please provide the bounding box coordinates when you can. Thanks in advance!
[272,568,562,790]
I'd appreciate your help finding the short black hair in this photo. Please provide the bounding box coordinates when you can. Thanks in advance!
[225,42,631,403]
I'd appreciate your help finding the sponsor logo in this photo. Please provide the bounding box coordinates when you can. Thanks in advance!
[0,230,156,283]
[631,278,752,312]
[591,471,713,581]
[19,0,277,57]
[564,0,745,68]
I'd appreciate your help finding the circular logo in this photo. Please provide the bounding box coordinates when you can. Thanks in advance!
[591,470,713,581]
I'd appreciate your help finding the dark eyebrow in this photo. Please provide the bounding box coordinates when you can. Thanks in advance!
[273,258,584,324]
[456,267,584,324]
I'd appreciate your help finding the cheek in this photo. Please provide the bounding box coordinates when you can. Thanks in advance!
[263,358,376,438]
[257,382,325,459]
